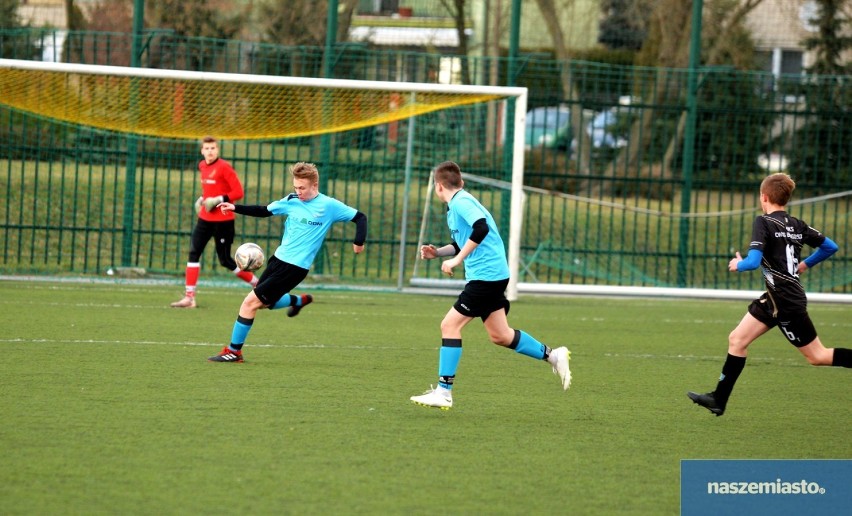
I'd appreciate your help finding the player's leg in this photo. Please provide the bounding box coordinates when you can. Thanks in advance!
[262,262,311,317]
[785,313,852,367]
[797,337,834,365]
[688,306,770,416]
[208,290,266,362]
[410,306,473,410]
[438,306,474,385]
[213,220,258,287]
[273,293,312,318]
[172,219,212,308]
[482,307,571,390]
[209,257,305,363]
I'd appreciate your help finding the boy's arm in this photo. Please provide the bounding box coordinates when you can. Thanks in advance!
[732,249,763,272]
[421,243,460,259]
[350,211,367,254]
[218,203,273,218]
[223,163,245,203]
[439,218,488,276]
[800,237,838,272]
[201,165,244,211]
[351,211,368,246]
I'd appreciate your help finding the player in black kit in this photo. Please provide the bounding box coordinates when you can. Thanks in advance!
[688,173,850,416]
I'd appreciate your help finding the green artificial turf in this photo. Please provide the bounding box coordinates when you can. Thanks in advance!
[1,280,849,515]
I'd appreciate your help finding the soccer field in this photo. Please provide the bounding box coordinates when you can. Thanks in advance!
[1,279,850,514]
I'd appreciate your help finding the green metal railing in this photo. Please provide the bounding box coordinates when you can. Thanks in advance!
[1,29,850,293]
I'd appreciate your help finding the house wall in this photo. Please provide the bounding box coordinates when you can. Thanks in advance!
[470,0,600,52]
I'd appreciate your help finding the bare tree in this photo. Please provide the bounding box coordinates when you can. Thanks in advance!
[656,0,763,180]
[147,0,245,40]
[534,0,594,184]
[533,0,766,195]
[439,0,473,84]
[336,0,359,44]
[65,0,87,30]
[259,0,358,46]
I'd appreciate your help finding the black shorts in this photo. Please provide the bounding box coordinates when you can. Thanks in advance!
[748,293,817,347]
[454,279,511,322]
[189,218,236,268]
[253,256,309,306]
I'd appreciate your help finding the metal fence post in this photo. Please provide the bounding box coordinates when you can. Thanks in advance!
[677,0,703,287]
[121,0,145,267]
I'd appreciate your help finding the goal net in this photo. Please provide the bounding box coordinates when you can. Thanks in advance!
[0,59,511,140]
[0,58,530,297]
[412,172,852,303]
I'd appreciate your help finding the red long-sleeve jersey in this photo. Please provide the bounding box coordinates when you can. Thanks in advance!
[198,158,244,222]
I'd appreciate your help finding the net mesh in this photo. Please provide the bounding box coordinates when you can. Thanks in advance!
[0,61,503,140]
[414,173,852,292]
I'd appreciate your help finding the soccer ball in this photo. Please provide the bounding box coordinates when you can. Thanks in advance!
[234,242,264,272]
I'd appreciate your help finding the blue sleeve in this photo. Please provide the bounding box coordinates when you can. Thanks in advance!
[803,237,838,268]
[736,249,763,272]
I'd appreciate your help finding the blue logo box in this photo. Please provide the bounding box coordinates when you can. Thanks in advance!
[681,459,851,516]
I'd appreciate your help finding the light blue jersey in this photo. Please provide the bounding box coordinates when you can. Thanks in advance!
[447,190,509,281]
[267,193,357,269]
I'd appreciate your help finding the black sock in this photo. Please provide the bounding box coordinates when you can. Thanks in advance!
[714,354,746,406]
[832,348,852,368]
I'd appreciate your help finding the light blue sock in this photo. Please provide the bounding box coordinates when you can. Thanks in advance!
[270,294,295,310]
[438,339,463,390]
[513,330,546,360]
[229,316,253,351]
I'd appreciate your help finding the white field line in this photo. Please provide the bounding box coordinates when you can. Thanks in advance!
[0,337,811,364]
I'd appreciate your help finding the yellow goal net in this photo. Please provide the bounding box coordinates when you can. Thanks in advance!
[1,58,533,300]
[0,59,508,141]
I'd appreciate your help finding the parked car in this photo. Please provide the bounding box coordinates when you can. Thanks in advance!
[588,108,628,149]
[525,105,627,152]
[525,106,573,150]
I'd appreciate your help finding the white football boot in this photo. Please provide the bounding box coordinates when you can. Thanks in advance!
[549,346,572,390]
[410,385,453,410]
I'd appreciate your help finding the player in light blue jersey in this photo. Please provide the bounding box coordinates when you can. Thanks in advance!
[208,162,367,363]
[410,161,571,409]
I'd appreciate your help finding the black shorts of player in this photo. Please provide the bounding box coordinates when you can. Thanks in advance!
[189,218,236,268]
[454,278,511,322]
[253,255,309,307]
[748,292,817,347]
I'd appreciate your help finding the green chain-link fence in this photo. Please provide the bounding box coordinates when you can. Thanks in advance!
[1,29,850,293]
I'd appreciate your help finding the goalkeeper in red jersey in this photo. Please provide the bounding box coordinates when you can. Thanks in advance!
[171,136,258,308]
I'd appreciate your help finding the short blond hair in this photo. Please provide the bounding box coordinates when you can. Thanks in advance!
[760,173,795,206]
[290,162,319,184]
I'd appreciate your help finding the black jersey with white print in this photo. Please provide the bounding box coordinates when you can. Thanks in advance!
[748,211,826,313]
